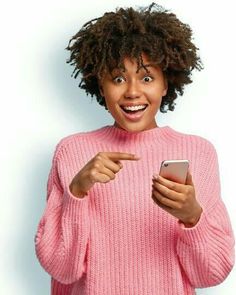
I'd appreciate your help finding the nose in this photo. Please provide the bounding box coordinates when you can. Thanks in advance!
[124,80,142,99]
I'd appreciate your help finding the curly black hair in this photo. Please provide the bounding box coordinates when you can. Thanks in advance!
[66,2,203,112]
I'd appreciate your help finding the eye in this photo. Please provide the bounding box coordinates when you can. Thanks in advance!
[142,75,153,83]
[113,76,125,84]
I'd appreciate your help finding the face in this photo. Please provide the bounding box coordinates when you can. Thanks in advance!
[99,54,167,132]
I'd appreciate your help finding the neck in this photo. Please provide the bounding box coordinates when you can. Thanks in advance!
[113,121,158,133]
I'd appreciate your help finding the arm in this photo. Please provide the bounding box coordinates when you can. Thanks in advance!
[35,142,90,284]
[35,145,138,283]
[176,141,235,287]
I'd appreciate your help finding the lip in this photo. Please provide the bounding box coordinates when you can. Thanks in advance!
[120,103,148,107]
[120,105,148,122]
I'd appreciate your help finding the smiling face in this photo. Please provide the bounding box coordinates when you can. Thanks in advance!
[99,54,168,132]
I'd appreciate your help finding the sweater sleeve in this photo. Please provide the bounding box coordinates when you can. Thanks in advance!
[35,141,91,284]
[176,140,235,288]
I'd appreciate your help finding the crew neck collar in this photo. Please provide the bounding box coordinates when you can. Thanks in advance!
[92,124,178,147]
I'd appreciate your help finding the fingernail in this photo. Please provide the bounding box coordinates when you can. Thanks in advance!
[152,173,159,180]
[133,155,140,159]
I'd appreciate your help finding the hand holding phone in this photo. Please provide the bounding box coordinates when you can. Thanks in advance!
[153,159,202,226]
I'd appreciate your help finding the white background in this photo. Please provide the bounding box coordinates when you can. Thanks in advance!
[0,0,235,294]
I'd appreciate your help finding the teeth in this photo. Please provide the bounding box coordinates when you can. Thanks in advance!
[122,105,147,111]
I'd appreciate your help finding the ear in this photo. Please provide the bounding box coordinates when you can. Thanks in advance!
[162,78,168,96]
[98,77,104,97]
[162,87,168,97]
[99,85,104,97]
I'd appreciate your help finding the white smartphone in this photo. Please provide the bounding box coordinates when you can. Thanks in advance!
[159,160,189,184]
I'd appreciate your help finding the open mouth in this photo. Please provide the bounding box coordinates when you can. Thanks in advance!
[120,104,148,114]
[119,104,148,121]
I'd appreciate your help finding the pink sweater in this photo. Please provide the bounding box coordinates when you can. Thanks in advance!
[35,125,235,295]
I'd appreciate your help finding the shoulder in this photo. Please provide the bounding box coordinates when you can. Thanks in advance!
[169,126,217,155]
[52,126,107,159]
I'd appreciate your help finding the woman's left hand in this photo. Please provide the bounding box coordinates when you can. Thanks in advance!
[152,171,202,227]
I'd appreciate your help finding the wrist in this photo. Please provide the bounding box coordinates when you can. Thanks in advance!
[69,183,88,199]
[181,207,203,228]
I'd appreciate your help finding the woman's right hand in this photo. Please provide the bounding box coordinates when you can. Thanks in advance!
[69,152,140,198]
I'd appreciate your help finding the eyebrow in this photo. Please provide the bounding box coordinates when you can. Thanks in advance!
[111,64,155,74]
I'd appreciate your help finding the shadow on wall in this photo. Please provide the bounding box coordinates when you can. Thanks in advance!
[13,36,110,294]
[13,154,51,295]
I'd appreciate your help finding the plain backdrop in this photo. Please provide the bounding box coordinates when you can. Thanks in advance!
[0,0,235,294]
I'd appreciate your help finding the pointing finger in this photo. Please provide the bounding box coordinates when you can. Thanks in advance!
[106,152,140,161]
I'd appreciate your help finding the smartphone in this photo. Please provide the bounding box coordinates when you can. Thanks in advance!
[159,160,189,184]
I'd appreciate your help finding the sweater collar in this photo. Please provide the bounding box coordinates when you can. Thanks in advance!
[94,124,176,146]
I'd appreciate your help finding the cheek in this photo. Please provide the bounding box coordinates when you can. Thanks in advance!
[146,88,164,102]
[148,93,163,112]
[103,88,121,104]
[103,95,118,112]
[154,99,163,111]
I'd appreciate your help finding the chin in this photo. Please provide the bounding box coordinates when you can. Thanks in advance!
[116,122,151,132]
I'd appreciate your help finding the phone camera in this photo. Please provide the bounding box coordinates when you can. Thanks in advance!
[164,163,168,167]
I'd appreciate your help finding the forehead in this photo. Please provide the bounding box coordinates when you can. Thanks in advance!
[110,54,159,73]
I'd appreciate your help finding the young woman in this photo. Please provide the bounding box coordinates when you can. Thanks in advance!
[35,3,235,294]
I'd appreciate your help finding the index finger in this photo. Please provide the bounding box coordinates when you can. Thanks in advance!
[153,175,184,193]
[106,152,140,161]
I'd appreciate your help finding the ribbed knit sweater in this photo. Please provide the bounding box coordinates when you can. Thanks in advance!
[35,125,235,295]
